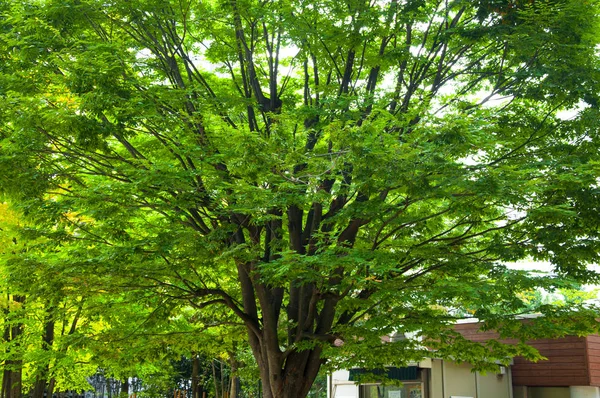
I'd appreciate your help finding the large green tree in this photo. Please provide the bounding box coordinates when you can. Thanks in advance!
[2,1,600,398]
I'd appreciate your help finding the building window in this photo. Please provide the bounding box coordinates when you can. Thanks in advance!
[358,368,428,398]
[360,384,423,398]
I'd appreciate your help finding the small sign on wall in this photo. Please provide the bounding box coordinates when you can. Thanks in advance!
[388,391,402,398]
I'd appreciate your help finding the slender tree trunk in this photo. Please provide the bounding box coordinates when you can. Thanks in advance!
[120,380,128,398]
[211,361,220,398]
[220,361,226,398]
[32,303,56,398]
[1,369,10,398]
[1,315,11,398]
[3,295,26,398]
[191,356,199,398]
[31,378,45,398]
[47,378,55,398]
[228,374,239,398]
[228,353,239,398]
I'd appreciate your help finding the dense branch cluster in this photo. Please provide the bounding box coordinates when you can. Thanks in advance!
[1,1,600,398]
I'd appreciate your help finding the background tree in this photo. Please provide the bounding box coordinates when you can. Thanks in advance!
[0,204,99,398]
[1,1,600,398]
[0,206,254,398]
[0,204,26,398]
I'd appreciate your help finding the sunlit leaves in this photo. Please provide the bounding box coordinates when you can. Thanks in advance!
[1,0,600,395]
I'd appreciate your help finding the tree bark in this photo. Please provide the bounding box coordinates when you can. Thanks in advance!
[228,355,239,398]
[47,378,55,398]
[2,295,25,398]
[191,356,199,398]
[211,361,220,398]
[1,317,10,398]
[120,379,129,398]
[32,303,56,398]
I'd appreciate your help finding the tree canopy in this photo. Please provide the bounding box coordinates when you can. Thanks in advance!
[1,1,600,398]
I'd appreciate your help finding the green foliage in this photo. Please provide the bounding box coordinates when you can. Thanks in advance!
[1,0,600,396]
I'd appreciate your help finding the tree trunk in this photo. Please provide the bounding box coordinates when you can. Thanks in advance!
[229,376,239,398]
[246,331,324,398]
[220,361,226,398]
[211,361,220,398]
[120,380,128,398]
[1,315,11,398]
[31,379,46,398]
[228,356,238,398]
[191,356,199,398]
[47,378,55,398]
[1,370,10,398]
[2,295,25,398]
[32,303,56,398]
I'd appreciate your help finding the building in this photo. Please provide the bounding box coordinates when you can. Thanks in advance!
[328,325,600,398]
[328,358,513,398]
[456,323,600,398]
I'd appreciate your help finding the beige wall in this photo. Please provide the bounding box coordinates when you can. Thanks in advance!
[431,360,443,398]
[477,370,511,398]
[570,386,600,398]
[429,360,511,398]
[513,386,527,398]
[444,361,477,398]
[527,387,570,398]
